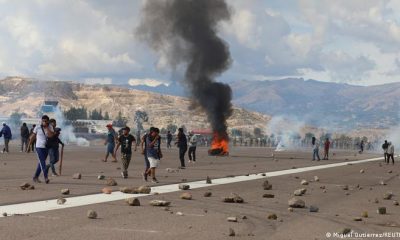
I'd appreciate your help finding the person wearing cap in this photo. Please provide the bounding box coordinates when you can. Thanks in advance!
[103,124,117,162]
[114,126,136,178]
[45,119,64,176]
[0,122,12,153]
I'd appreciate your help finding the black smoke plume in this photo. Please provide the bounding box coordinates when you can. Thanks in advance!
[137,0,233,137]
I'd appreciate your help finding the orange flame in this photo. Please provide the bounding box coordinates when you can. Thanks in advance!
[209,132,229,155]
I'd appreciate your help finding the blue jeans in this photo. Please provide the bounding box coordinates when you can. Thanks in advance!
[313,149,320,161]
[48,147,59,174]
[34,148,49,179]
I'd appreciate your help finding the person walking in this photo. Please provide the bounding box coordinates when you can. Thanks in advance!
[0,122,12,153]
[102,124,117,162]
[312,137,321,161]
[387,142,395,165]
[382,140,389,163]
[175,128,187,169]
[45,119,64,176]
[188,132,197,163]
[28,115,55,184]
[141,128,154,181]
[20,123,30,152]
[115,126,136,179]
[167,131,172,148]
[29,124,36,153]
[145,127,162,183]
[323,138,330,160]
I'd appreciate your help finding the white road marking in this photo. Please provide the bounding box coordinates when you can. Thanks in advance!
[0,156,384,217]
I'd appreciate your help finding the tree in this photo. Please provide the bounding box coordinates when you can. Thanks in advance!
[113,111,128,127]
[134,110,149,132]
[167,124,178,134]
[253,127,262,137]
[104,111,110,120]
[63,107,88,120]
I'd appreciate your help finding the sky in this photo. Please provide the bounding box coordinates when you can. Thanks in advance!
[1,0,400,87]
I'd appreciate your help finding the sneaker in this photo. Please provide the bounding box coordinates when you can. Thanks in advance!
[33,177,41,183]
[142,172,148,182]
[45,178,50,184]
[121,172,127,179]
[152,178,159,183]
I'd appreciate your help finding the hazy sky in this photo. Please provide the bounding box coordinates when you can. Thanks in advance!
[1,0,400,86]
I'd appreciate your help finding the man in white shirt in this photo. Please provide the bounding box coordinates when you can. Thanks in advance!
[28,115,55,184]
[188,132,198,163]
[387,142,395,165]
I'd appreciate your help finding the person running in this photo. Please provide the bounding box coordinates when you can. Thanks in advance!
[45,119,64,176]
[29,124,36,153]
[145,127,162,183]
[312,137,320,161]
[102,124,117,162]
[175,128,187,169]
[115,126,136,179]
[387,142,395,165]
[323,138,330,160]
[0,122,12,153]
[382,140,389,163]
[28,115,55,184]
[167,131,173,148]
[20,123,30,152]
[188,132,197,163]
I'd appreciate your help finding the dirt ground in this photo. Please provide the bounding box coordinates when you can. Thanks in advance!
[0,143,399,240]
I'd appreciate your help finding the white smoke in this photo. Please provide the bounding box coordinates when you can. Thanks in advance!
[267,116,305,152]
[54,107,90,147]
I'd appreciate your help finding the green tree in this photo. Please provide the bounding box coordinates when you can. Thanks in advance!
[104,111,110,120]
[253,127,262,137]
[113,111,128,127]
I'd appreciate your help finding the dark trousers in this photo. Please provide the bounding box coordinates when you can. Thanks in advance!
[387,154,394,164]
[47,147,59,174]
[188,146,196,161]
[34,148,49,179]
[144,153,150,172]
[21,137,28,151]
[179,147,187,167]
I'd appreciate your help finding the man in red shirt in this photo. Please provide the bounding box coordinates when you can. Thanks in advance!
[323,138,330,160]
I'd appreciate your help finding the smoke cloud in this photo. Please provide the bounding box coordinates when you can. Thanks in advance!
[137,0,233,136]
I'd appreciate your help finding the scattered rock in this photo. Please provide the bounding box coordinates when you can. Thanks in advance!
[223,193,244,203]
[323,190,327,193]
[204,192,212,197]
[180,192,192,200]
[394,201,399,206]
[263,180,272,190]
[353,217,362,221]
[342,185,349,190]
[179,184,190,190]
[87,210,97,219]
[72,173,82,179]
[242,215,247,219]
[314,176,319,182]
[320,185,326,189]
[166,168,179,173]
[20,182,32,190]
[294,188,307,196]
[181,178,187,182]
[126,198,140,206]
[377,207,387,215]
[262,193,275,198]
[119,187,136,194]
[106,178,117,186]
[2,213,7,217]
[102,188,112,194]
[361,211,368,218]
[61,189,70,195]
[137,185,151,194]
[388,170,393,173]
[267,213,277,220]
[288,207,294,212]
[57,198,66,205]
[97,175,105,180]
[176,212,184,216]
[227,217,238,222]
[245,174,249,176]
[300,179,309,185]
[291,166,297,169]
[206,176,212,184]
[380,180,386,186]
[383,192,393,200]
[228,228,235,237]
[288,198,305,208]
[309,206,319,212]
[149,200,171,207]
[294,176,300,179]
[374,198,380,204]
[261,173,266,176]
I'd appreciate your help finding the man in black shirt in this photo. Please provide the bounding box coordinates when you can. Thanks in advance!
[20,123,30,152]
[382,140,389,163]
[115,126,136,178]
[46,119,64,176]
[167,131,172,148]
[175,128,187,169]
